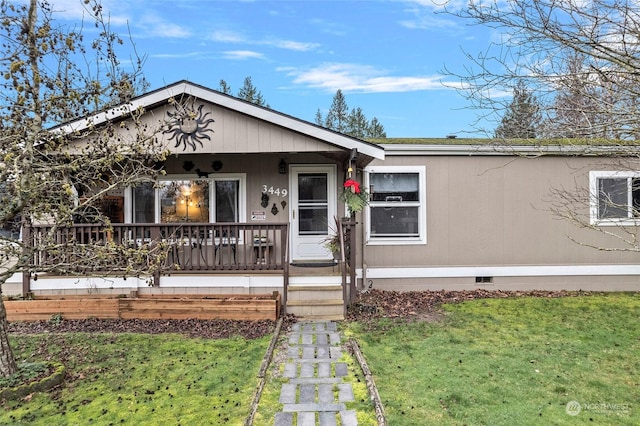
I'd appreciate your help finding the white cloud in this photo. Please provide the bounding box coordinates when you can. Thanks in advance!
[209,30,318,52]
[48,0,131,26]
[283,63,459,93]
[150,51,208,59]
[48,1,189,38]
[222,50,265,60]
[268,39,320,52]
[210,30,247,43]
[398,0,465,32]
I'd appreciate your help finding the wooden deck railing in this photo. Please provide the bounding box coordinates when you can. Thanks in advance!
[27,222,289,276]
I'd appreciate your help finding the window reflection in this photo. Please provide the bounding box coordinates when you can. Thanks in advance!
[159,180,209,222]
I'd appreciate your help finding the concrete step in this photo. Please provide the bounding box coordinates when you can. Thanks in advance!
[287,299,344,306]
[286,301,345,319]
[286,284,345,319]
[287,286,343,302]
[287,285,342,291]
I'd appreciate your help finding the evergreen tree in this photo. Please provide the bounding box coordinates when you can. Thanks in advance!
[347,107,369,138]
[494,80,541,139]
[315,108,324,126]
[218,79,231,95]
[368,117,387,138]
[321,90,387,138]
[237,76,269,108]
[324,90,349,133]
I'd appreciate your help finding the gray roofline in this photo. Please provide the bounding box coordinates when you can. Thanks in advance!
[56,80,385,160]
[381,143,640,156]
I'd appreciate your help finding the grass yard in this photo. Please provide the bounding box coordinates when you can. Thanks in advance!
[347,293,639,425]
[1,332,270,425]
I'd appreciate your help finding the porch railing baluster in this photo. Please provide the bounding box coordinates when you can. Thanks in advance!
[27,222,289,277]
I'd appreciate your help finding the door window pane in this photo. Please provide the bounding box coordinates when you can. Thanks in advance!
[299,206,328,235]
[298,174,328,203]
[298,173,328,235]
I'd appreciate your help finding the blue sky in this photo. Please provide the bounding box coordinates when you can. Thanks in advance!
[50,0,494,138]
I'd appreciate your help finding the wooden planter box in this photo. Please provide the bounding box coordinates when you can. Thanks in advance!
[4,293,280,322]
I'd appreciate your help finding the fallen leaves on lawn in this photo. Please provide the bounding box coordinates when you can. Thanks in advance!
[346,289,590,322]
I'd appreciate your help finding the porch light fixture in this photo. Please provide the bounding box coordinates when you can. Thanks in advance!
[279,159,287,174]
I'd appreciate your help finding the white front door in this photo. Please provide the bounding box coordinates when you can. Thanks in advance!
[290,165,337,262]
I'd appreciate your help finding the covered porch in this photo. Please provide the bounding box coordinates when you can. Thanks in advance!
[17,81,385,319]
[22,219,358,318]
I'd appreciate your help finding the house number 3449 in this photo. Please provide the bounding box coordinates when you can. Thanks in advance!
[262,185,288,197]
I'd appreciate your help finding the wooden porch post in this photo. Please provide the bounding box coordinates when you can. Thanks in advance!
[21,223,31,297]
[281,223,289,315]
[348,215,357,303]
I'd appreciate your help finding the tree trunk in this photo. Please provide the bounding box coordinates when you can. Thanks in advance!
[0,298,18,377]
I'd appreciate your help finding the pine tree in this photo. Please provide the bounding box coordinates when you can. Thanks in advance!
[237,76,269,108]
[315,108,324,126]
[368,117,386,138]
[494,80,541,139]
[321,89,386,138]
[347,107,369,138]
[325,90,349,133]
[218,79,231,95]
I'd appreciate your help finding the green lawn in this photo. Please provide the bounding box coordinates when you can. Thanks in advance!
[346,293,640,425]
[3,294,638,425]
[1,332,270,425]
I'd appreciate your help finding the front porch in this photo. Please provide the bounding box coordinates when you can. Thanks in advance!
[22,221,357,319]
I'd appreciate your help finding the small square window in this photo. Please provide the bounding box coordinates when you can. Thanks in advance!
[591,171,640,223]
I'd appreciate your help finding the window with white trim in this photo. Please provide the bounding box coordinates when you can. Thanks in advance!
[590,171,640,224]
[366,166,426,244]
[212,176,246,223]
[127,175,246,223]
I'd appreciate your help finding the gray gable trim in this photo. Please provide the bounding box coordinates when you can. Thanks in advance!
[55,80,385,160]
[381,143,640,157]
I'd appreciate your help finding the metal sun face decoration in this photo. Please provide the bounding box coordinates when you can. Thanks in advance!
[164,102,215,151]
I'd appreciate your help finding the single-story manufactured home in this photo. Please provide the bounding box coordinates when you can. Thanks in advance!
[4,81,639,319]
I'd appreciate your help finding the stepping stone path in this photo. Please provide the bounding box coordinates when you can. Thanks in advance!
[274,321,358,426]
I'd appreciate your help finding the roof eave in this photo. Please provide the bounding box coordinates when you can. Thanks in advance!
[380,143,640,156]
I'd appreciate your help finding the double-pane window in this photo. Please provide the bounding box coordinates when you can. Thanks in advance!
[367,167,425,242]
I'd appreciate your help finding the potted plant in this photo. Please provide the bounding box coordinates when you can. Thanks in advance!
[324,235,341,260]
[323,216,343,261]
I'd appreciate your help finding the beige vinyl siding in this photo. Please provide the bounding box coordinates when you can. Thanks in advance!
[364,154,640,268]
[154,102,345,155]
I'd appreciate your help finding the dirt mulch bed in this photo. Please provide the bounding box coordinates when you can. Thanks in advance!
[346,289,591,322]
[8,316,297,340]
